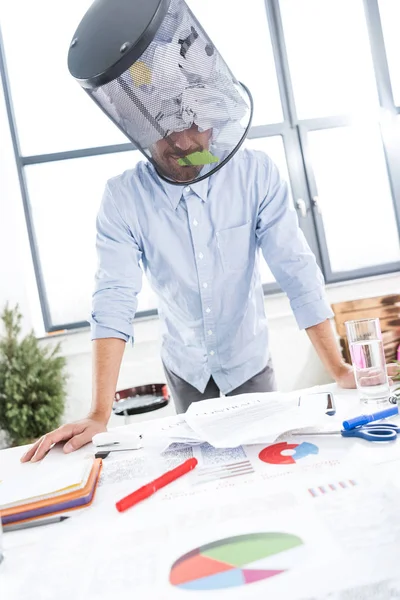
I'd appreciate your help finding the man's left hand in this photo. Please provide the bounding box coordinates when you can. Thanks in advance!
[335,364,357,389]
[335,363,399,389]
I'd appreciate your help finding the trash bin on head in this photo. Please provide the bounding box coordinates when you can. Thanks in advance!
[67,0,253,184]
[113,383,170,424]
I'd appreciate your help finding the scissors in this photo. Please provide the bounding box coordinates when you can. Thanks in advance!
[305,423,400,442]
[389,388,400,404]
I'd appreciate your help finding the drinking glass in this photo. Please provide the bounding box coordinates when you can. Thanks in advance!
[345,318,390,404]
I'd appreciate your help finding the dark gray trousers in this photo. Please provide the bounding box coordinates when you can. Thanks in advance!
[163,359,277,414]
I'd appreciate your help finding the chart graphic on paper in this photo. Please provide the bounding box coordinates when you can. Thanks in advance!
[169,532,304,590]
[258,442,319,465]
[308,479,358,498]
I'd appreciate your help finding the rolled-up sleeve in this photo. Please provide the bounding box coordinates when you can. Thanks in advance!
[90,183,143,342]
[256,157,333,330]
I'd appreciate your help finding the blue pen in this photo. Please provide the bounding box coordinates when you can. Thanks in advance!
[343,406,399,431]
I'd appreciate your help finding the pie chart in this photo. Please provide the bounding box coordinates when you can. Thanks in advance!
[169,532,304,590]
[259,442,319,465]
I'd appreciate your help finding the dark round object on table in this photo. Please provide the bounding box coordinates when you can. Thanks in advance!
[113,383,169,416]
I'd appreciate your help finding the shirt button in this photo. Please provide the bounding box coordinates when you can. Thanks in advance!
[209,350,215,356]
[193,219,198,226]
[203,282,208,288]
[198,252,204,259]
[207,330,213,335]
[206,307,211,313]
[185,186,191,193]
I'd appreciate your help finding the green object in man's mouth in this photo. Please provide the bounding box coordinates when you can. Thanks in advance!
[177,150,219,166]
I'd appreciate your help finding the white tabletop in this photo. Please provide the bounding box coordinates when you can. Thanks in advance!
[2,385,400,600]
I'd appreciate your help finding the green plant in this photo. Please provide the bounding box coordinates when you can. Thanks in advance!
[0,304,67,446]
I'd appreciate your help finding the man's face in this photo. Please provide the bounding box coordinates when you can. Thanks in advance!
[150,124,212,182]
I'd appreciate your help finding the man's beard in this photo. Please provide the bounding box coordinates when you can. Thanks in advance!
[161,161,203,182]
[151,148,204,182]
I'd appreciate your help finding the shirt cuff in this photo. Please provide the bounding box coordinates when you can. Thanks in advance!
[90,312,133,342]
[90,324,130,342]
[290,290,334,330]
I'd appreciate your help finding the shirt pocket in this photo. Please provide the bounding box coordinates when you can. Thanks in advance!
[216,221,253,273]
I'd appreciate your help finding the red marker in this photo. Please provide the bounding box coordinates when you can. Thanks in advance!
[116,457,198,512]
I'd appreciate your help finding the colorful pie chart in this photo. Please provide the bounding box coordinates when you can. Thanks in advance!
[169,532,304,590]
[259,442,319,465]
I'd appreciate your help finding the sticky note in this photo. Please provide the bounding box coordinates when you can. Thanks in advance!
[177,150,219,166]
[129,62,152,86]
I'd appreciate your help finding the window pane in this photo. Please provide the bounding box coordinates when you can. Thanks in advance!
[244,136,292,284]
[187,0,283,126]
[1,1,127,155]
[280,0,379,119]
[308,125,400,273]
[378,0,400,106]
[24,152,157,327]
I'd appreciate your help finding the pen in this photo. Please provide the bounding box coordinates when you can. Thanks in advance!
[343,405,399,430]
[116,457,198,512]
[3,515,70,532]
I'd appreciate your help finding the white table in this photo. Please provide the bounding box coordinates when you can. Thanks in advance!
[2,385,400,600]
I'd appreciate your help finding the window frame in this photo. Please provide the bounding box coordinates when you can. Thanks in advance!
[267,0,400,283]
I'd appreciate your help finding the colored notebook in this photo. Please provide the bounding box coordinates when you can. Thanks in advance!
[0,459,93,510]
[0,459,102,525]
[0,456,94,508]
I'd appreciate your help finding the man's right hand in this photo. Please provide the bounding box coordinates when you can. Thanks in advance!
[20,415,108,463]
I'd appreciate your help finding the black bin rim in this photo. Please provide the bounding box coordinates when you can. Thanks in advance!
[68,0,171,89]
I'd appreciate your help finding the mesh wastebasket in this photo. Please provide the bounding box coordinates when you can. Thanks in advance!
[68,0,253,184]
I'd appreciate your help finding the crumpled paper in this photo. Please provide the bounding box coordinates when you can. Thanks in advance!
[91,0,249,151]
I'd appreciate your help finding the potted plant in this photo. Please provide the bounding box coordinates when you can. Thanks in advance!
[0,305,67,447]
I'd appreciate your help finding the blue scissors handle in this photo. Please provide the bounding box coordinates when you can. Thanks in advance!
[361,423,400,431]
[341,423,400,441]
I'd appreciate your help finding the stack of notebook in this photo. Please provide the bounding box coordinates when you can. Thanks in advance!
[0,456,102,526]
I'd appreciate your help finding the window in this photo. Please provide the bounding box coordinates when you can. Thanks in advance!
[277,0,400,281]
[279,0,379,119]
[24,151,158,326]
[1,0,127,156]
[1,0,400,332]
[187,0,283,126]
[307,124,400,272]
[378,0,400,106]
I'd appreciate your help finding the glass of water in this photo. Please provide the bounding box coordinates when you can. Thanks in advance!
[345,318,390,404]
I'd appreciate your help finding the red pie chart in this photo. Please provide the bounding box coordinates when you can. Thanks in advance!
[259,442,319,465]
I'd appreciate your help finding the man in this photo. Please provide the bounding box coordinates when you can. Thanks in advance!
[22,0,394,463]
[22,121,361,462]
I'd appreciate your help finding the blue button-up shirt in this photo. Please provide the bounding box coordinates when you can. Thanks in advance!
[91,149,333,393]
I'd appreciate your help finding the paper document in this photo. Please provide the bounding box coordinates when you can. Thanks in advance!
[6,482,341,600]
[185,393,319,448]
[143,414,205,453]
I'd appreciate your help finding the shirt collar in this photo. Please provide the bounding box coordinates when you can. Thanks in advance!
[148,163,210,210]
[162,177,209,209]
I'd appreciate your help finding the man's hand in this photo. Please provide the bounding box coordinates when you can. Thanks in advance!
[335,362,398,389]
[334,363,356,389]
[20,415,107,463]
[306,320,400,390]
